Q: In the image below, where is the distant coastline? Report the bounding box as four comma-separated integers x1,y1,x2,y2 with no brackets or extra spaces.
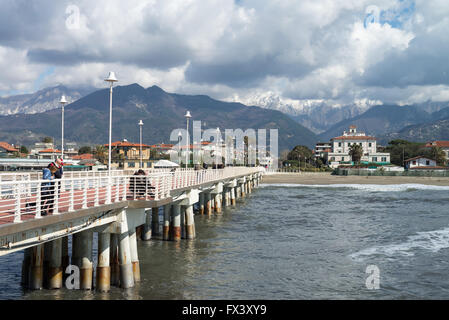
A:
262,172,449,186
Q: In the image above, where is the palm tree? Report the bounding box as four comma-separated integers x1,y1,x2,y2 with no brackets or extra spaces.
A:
431,146,447,166
94,145,107,164
349,143,363,164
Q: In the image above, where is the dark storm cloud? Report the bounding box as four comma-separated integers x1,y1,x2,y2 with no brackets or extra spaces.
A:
358,25,449,88
0,0,65,47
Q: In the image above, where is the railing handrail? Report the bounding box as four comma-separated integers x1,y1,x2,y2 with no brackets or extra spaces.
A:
0,167,264,226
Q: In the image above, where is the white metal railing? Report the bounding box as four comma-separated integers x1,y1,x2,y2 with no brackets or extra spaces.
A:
0,167,264,226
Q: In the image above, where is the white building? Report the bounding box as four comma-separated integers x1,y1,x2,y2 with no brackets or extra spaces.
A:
404,156,437,169
326,125,390,168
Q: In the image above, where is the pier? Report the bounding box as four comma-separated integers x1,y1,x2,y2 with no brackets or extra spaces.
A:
0,167,264,290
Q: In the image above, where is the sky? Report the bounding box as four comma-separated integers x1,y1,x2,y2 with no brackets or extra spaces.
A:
0,0,448,109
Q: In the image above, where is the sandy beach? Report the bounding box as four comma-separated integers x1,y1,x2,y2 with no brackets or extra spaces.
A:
261,172,449,186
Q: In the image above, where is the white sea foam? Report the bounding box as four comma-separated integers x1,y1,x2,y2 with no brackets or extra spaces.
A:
259,183,449,192
350,227,449,261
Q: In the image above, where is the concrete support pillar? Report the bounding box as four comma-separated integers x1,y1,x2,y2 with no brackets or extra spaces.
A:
21,247,32,287
142,209,152,241
163,204,171,241
214,193,222,213
241,183,246,197
205,192,212,216
43,241,52,288
152,207,160,237
48,238,63,289
62,236,69,280
221,191,226,208
79,231,93,290
129,228,140,282
172,204,181,241
181,206,186,239
96,233,111,292
71,233,81,269
199,192,205,215
29,244,44,290
231,187,236,206
185,205,196,240
118,230,135,289
110,233,120,286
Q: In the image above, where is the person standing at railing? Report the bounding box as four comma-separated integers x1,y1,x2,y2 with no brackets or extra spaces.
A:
53,158,64,199
41,163,57,216
129,169,154,200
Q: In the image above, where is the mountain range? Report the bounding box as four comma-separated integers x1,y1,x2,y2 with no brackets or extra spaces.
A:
0,84,317,151
0,85,94,115
2,84,449,150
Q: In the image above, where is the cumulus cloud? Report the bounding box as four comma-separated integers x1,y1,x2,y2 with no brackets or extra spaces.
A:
0,0,448,108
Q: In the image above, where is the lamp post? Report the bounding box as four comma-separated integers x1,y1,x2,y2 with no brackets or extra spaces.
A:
138,120,144,169
178,131,182,166
59,95,67,160
184,111,191,169
105,71,118,176
216,127,220,169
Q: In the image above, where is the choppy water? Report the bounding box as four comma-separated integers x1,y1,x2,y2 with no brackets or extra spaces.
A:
2,183,449,299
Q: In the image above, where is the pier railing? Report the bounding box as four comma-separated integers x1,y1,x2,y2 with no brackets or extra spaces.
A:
0,167,263,225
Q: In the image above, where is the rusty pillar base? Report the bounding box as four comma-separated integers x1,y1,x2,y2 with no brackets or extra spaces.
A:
200,205,204,215
47,267,63,289
132,261,141,282
29,266,43,290
80,268,93,290
119,263,134,289
29,244,44,290
186,224,195,240
110,262,120,287
231,198,236,206
173,226,181,241
96,266,111,292
163,226,170,241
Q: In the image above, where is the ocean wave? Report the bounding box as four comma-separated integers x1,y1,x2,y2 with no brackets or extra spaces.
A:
349,227,449,261
259,183,449,192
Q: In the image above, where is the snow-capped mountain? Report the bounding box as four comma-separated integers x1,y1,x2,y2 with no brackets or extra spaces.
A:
234,92,380,133
0,85,94,115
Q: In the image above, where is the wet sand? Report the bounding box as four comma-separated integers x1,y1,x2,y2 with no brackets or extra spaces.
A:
261,172,449,186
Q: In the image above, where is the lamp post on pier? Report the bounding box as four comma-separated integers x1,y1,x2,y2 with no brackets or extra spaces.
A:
184,111,192,169
104,72,118,176
59,95,67,160
138,120,144,169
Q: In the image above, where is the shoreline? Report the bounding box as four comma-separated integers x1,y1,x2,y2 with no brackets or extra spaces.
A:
261,172,449,186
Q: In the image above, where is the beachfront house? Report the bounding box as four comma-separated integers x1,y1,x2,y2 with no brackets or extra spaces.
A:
404,156,444,170
325,125,390,168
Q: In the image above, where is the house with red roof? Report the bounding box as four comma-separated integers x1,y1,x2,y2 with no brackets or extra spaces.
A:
326,126,390,168
0,142,19,157
104,139,152,169
404,156,446,170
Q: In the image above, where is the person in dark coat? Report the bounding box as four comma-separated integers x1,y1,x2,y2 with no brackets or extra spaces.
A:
41,163,57,216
